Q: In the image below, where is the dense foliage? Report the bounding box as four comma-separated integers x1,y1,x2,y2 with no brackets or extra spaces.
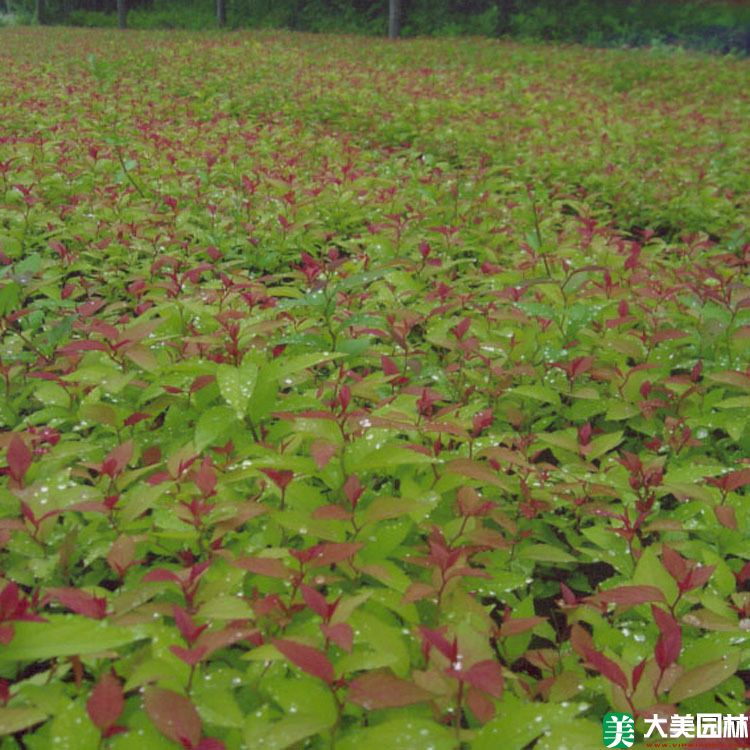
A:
0,26,749,750
3,0,750,52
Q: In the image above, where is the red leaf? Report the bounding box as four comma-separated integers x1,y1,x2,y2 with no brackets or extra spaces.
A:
652,605,681,670
466,687,495,724
498,616,545,637
170,645,208,666
347,671,433,710
714,505,737,530
101,441,133,479
196,625,260,659
193,458,217,498
87,673,124,732
300,584,330,620
123,411,151,427
338,385,351,412
578,422,593,446
0,582,44,624
144,687,202,747
463,659,504,699
143,568,180,584
310,440,337,470
260,468,293,490
418,626,455,662
195,740,226,750
20,501,36,525
583,647,628,690
632,659,647,692
589,585,666,607
723,468,750,492
58,340,108,355
106,535,135,576
661,545,688,583
75,299,107,317
307,542,363,568
7,436,32,485
652,328,688,345
472,408,493,436
560,582,578,605
617,451,642,474
273,639,335,684
451,317,471,340
456,487,493,517
173,605,207,644
147,471,172,486
708,468,750,493
312,505,352,520
380,355,400,376
320,622,353,652
343,475,363,508
736,561,750,586
189,374,215,394
681,564,714,592
46,588,107,619
402,582,436,604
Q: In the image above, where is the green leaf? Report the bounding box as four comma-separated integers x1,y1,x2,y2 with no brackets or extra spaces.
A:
349,443,434,472
337,718,454,750
0,616,147,662
605,401,639,420
197,595,254,620
537,430,579,454
33,381,71,407
534,719,602,750
473,700,583,750
716,396,750,409
519,544,577,564
266,675,338,726
511,385,560,405
338,610,411,675
194,405,238,451
270,352,344,380
0,281,22,316
192,685,244,728
46,699,99,750
668,651,741,703
217,360,258,418
586,431,624,460
108,709,176,750
0,707,48,736
658,482,716,503
632,546,678,604
244,713,333,750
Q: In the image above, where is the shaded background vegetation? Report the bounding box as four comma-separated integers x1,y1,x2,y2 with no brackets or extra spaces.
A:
1,0,749,52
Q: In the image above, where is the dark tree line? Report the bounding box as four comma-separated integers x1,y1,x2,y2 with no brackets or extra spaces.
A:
20,0,750,52
26,0,516,34
33,0,131,26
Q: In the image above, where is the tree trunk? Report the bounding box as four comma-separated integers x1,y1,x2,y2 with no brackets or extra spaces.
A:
216,0,226,27
388,0,401,39
496,0,515,36
35,0,46,24
117,0,127,28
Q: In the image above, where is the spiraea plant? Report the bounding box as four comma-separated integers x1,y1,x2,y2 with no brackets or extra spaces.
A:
0,25,748,750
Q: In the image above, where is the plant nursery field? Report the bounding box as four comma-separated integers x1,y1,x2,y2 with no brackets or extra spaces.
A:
0,26,749,750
